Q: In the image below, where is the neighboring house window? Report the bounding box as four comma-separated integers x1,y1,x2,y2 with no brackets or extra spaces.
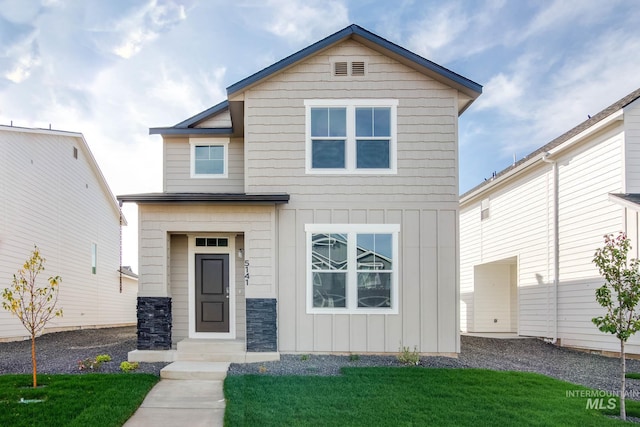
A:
91,243,97,274
190,138,229,178
481,198,490,221
305,224,399,314
305,100,398,174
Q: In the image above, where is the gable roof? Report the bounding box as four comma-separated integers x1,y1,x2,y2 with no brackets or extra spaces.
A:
226,24,482,99
150,24,482,137
461,87,640,201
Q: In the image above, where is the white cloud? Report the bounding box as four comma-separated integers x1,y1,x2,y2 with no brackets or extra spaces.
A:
92,0,187,59
405,0,508,63
0,0,43,24
408,4,469,59
256,0,349,43
4,38,41,83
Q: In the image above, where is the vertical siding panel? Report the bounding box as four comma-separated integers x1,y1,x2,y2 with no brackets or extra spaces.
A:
278,209,297,351
350,315,368,351
385,209,403,351
437,210,457,352
333,315,350,351
366,316,386,352
401,210,421,348
420,210,439,351
314,316,333,351
296,209,314,351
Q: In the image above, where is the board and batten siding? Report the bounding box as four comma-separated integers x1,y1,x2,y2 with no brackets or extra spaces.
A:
0,128,135,340
276,206,458,354
459,118,640,353
239,40,459,203
163,137,244,193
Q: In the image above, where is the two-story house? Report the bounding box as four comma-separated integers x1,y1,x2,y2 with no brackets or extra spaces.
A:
0,125,137,341
460,88,640,355
119,24,482,362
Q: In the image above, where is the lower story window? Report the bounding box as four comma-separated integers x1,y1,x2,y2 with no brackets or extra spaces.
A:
306,224,399,313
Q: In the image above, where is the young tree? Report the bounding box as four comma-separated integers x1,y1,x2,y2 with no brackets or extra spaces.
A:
1,246,62,388
592,232,640,421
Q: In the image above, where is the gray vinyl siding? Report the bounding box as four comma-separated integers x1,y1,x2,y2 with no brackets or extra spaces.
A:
163,137,244,193
0,128,135,340
241,40,459,202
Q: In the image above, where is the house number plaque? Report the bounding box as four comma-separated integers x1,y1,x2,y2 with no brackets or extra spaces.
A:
244,260,250,286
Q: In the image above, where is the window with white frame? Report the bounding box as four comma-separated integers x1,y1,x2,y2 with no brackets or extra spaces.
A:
305,100,398,174
305,224,399,313
190,138,229,178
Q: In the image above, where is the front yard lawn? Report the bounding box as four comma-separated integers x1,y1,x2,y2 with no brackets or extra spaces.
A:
225,367,639,426
0,373,158,427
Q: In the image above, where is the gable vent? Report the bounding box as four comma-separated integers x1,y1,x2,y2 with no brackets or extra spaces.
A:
351,61,365,76
334,62,348,76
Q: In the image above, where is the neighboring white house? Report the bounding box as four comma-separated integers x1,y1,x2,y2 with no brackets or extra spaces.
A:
118,24,482,361
460,88,640,355
0,125,137,341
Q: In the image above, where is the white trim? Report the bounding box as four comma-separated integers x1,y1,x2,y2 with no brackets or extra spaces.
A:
304,99,398,175
187,233,236,339
189,138,229,178
305,223,400,315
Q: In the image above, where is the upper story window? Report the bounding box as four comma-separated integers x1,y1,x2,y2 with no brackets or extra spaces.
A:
305,99,398,174
481,198,490,221
190,138,229,178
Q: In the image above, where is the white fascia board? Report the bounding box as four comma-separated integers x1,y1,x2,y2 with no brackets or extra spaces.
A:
461,109,624,207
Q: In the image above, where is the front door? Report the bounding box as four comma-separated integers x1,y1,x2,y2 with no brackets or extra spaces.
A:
195,254,230,333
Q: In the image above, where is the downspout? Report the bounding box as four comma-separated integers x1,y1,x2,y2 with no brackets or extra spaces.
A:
542,152,559,344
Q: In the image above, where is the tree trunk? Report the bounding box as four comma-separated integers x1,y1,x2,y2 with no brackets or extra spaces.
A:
31,333,37,388
621,339,626,421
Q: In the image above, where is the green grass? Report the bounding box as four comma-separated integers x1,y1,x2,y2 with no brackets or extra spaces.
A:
0,373,159,427
626,372,640,379
224,367,640,426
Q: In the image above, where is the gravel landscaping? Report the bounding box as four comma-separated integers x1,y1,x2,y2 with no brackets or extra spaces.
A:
2,326,640,402
0,326,168,375
229,336,640,401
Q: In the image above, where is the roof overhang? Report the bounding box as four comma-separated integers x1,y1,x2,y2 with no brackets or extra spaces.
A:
609,193,640,211
117,192,290,205
148,127,234,137
227,24,481,108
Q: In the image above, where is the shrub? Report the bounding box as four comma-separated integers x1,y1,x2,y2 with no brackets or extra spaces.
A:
120,361,140,372
78,354,112,371
397,345,420,365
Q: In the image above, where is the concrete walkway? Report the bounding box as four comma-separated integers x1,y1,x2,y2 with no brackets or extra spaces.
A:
124,367,227,426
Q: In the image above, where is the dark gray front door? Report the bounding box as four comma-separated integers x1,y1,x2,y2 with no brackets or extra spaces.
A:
195,254,229,333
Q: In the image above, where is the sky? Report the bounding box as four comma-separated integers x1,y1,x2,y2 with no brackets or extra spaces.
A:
2,0,640,271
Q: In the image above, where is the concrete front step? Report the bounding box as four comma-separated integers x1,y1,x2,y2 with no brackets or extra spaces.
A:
177,351,281,363
177,339,245,354
160,361,230,380
175,339,280,363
